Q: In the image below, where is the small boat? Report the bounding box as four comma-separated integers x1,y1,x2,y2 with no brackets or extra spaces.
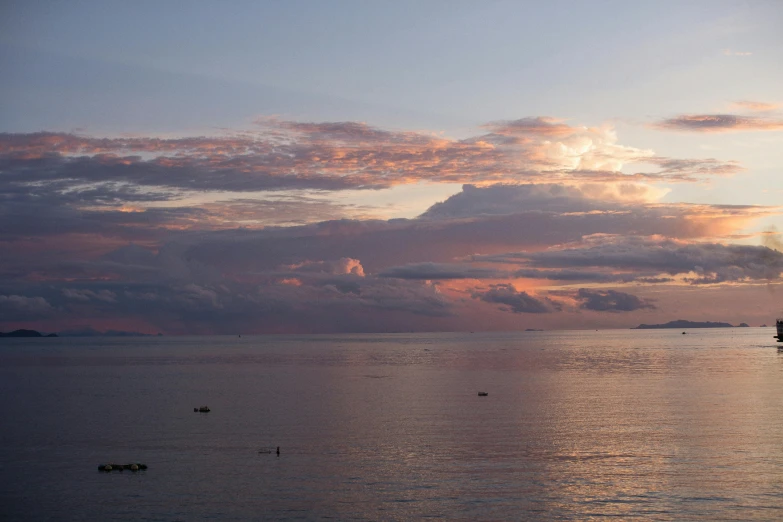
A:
477,392,488,396
776,319,783,342
194,406,210,412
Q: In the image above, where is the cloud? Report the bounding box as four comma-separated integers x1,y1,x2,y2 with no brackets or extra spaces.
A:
166,202,754,279
0,111,778,333
286,258,365,277
491,237,783,285
763,226,783,253
0,294,53,320
4,182,764,284
378,262,504,280
731,101,780,112
482,117,578,137
62,288,117,302
420,183,625,219
200,197,375,227
472,284,560,313
643,157,743,178
0,117,743,211
512,268,623,282
652,114,783,133
573,288,655,312
0,257,459,333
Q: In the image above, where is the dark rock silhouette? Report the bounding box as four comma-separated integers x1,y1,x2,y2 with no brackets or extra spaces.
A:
633,320,738,329
0,329,57,338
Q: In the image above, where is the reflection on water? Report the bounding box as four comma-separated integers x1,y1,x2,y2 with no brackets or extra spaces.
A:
1,329,782,520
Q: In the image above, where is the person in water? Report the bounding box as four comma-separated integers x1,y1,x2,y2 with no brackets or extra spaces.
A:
276,446,280,456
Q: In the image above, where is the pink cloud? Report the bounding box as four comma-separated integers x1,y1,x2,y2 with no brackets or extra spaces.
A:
0,117,743,204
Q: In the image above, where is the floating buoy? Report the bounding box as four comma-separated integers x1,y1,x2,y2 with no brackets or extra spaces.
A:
98,463,147,472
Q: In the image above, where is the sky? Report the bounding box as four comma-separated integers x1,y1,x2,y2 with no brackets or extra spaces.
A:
1,0,782,334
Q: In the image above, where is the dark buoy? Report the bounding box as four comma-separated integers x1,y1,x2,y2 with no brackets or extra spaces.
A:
682,331,687,335
99,463,147,472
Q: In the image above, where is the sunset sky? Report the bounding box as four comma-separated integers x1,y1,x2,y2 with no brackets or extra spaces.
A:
1,1,782,334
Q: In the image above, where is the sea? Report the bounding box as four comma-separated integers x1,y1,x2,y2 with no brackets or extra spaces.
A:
1,328,782,521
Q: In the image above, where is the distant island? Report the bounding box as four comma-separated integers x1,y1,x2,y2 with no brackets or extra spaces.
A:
633,320,750,329
0,327,157,338
0,329,58,338
58,327,153,337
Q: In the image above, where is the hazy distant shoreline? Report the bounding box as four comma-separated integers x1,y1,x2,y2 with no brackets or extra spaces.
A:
632,320,750,329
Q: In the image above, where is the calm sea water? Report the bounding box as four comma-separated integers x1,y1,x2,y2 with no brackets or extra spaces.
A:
1,329,782,520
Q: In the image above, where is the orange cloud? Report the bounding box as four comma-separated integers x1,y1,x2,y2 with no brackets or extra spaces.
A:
731,100,780,112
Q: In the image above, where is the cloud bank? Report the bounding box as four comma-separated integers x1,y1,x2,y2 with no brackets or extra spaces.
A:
1,117,779,333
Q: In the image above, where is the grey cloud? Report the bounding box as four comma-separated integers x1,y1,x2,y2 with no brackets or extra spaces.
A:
62,288,117,302
518,239,783,284
56,184,768,281
0,182,776,333
646,157,744,177
0,294,54,320
0,253,453,333
419,183,618,220
472,284,560,314
378,262,505,280
652,114,783,133
512,268,624,282
574,288,655,312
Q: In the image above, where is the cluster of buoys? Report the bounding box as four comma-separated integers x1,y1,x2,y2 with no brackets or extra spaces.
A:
194,406,210,412
98,463,147,472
